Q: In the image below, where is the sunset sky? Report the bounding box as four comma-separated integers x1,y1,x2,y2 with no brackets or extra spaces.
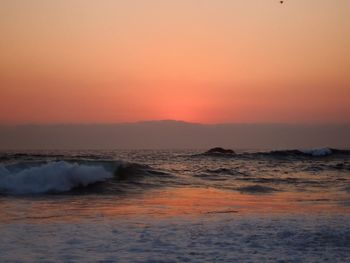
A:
0,0,349,124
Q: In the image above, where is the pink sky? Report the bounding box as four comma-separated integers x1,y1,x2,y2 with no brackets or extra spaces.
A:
1,0,349,124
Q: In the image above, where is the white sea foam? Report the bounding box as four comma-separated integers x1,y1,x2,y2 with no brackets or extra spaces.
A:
0,161,112,194
1,216,349,262
302,148,332,157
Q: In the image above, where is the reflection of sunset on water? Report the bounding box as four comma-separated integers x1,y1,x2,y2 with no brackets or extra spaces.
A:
1,187,349,224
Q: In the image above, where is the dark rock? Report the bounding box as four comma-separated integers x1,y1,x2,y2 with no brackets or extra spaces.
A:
204,147,236,156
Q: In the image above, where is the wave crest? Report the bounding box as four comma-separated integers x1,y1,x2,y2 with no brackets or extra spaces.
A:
196,147,350,158
0,161,112,195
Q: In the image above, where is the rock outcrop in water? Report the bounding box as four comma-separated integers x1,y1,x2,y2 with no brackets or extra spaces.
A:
203,147,236,156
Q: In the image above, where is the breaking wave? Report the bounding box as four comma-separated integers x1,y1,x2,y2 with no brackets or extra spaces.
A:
0,161,113,195
266,148,335,157
260,148,350,158
301,148,333,157
0,158,172,195
196,147,350,158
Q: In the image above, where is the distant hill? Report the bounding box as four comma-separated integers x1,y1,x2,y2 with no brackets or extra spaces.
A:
0,120,349,150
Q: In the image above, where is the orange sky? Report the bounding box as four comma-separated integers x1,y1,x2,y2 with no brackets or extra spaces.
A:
0,0,349,124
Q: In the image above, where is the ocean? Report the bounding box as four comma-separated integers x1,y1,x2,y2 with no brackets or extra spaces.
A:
1,148,350,262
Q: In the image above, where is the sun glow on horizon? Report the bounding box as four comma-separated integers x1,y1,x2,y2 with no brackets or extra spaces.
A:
1,0,349,124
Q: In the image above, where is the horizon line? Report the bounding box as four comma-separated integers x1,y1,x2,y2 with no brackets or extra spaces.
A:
1,119,350,127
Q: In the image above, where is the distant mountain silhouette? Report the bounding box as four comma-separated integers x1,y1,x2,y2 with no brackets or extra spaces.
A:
0,120,349,150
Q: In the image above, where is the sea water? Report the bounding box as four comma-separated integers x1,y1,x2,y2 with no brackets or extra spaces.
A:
1,149,349,262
